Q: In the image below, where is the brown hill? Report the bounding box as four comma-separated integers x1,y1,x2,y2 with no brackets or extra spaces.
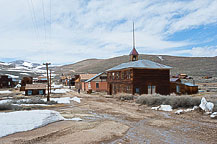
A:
54,55,217,77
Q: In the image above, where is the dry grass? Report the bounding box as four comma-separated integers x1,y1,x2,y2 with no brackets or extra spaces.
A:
115,93,135,101
0,104,22,111
136,94,201,109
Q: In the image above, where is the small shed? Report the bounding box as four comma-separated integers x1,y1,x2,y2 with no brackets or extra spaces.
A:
170,78,198,95
84,72,107,92
75,74,97,90
0,75,14,88
25,84,46,96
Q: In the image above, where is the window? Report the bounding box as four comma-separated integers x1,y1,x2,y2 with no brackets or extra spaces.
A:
176,85,180,93
116,72,120,79
136,88,140,94
126,71,131,79
121,71,125,79
96,82,99,88
28,90,32,95
39,90,44,95
148,85,156,94
112,72,115,80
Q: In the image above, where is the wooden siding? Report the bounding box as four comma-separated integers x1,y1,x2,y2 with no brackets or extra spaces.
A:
170,82,198,95
107,68,170,95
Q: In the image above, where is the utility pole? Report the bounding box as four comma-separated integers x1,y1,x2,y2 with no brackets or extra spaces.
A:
50,69,52,94
43,63,51,101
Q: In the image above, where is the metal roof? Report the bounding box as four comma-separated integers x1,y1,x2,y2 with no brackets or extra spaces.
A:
129,48,139,56
184,83,197,87
106,59,172,71
25,84,46,90
85,72,104,82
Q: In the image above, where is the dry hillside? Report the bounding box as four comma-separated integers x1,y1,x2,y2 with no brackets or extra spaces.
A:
54,55,217,77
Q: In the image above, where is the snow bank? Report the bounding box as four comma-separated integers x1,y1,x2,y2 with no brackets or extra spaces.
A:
0,90,12,94
0,110,64,137
65,117,82,121
199,97,214,112
52,84,63,89
51,89,71,94
151,105,172,112
175,109,184,115
71,97,81,103
210,112,217,119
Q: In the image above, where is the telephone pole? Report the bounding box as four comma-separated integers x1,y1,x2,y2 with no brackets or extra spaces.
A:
50,69,52,94
43,63,51,101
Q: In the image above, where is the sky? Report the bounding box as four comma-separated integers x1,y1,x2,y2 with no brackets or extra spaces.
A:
0,0,217,64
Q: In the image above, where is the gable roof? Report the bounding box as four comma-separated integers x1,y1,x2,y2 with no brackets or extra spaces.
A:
129,48,139,56
25,84,46,90
85,72,104,83
106,59,171,71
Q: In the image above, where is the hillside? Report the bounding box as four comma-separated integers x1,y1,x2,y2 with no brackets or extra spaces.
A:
55,55,217,77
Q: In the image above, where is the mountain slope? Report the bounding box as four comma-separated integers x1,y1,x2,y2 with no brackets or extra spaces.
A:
55,55,217,77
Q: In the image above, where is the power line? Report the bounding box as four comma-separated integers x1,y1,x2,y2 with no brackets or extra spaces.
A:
27,0,38,40
30,0,39,39
42,0,47,41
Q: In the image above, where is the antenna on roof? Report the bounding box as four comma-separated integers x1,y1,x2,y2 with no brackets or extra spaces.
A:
133,22,135,49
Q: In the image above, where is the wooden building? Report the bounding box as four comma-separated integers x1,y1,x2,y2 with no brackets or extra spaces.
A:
0,75,14,88
20,77,33,91
107,48,171,95
84,72,107,92
170,78,198,94
37,76,47,83
60,75,76,86
25,84,46,96
75,74,97,90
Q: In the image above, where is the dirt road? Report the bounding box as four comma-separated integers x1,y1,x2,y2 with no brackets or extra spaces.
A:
0,91,217,144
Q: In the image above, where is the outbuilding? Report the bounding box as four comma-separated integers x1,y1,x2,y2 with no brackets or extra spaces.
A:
25,84,46,96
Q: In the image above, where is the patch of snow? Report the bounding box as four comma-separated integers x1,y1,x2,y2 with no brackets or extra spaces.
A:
5,74,19,79
15,84,21,88
210,112,217,118
43,97,71,104
51,89,71,94
157,56,164,61
13,104,49,106
22,62,33,68
151,105,172,111
0,110,64,137
0,99,11,104
0,62,11,66
71,97,81,103
65,117,82,121
199,97,214,112
175,109,184,115
0,90,12,94
52,84,63,89
20,73,30,75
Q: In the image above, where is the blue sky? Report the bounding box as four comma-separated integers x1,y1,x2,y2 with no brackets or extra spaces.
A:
0,0,217,64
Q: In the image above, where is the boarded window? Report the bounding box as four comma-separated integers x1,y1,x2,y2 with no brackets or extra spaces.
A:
148,85,156,94
176,85,180,93
148,85,152,94
96,82,99,88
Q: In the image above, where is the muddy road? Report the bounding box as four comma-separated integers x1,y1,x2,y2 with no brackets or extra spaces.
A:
0,91,217,144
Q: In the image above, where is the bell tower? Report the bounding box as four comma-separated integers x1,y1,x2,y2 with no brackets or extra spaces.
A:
129,22,139,61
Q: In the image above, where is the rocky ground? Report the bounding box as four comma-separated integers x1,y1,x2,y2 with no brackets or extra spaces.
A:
0,90,217,144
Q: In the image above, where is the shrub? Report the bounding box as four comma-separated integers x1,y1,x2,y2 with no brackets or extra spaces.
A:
115,93,135,101
136,94,201,109
0,103,22,111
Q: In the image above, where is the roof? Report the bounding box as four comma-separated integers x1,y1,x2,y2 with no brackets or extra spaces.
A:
106,59,172,71
38,76,47,81
129,48,139,56
85,72,104,82
184,83,197,87
25,84,46,90
80,74,97,80
170,78,180,82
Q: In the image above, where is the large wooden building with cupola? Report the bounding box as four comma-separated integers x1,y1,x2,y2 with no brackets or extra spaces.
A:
106,48,171,95
106,24,171,95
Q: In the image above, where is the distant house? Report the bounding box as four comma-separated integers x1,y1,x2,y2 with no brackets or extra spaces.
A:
60,75,76,86
0,75,14,88
37,76,47,83
84,72,107,92
20,77,33,91
107,48,171,95
170,78,198,94
75,74,97,90
25,84,46,96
